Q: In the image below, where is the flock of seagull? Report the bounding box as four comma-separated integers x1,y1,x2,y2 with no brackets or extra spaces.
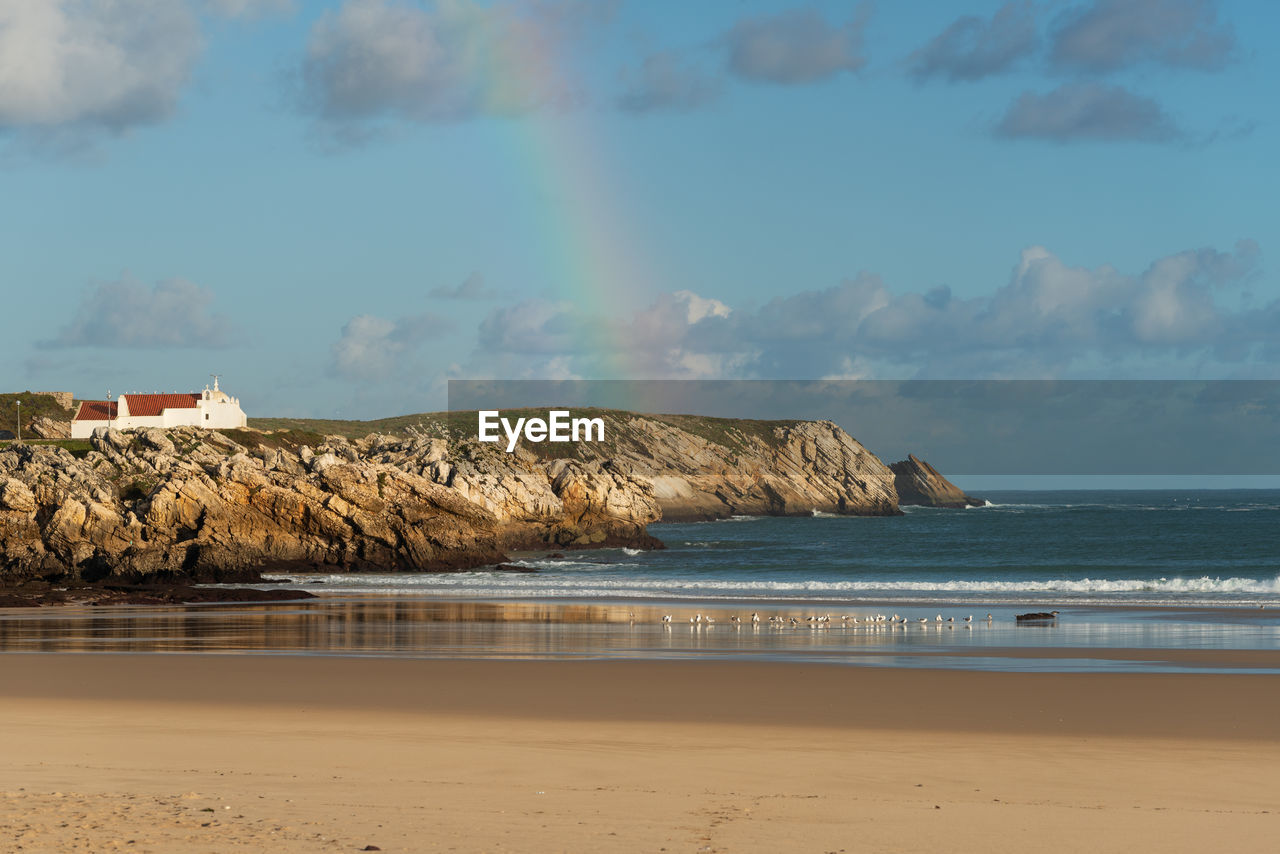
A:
656,612,996,629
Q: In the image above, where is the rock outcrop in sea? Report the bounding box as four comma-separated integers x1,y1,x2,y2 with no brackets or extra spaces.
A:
889,454,985,508
0,414,902,582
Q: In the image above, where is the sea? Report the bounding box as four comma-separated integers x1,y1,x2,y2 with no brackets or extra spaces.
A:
3,491,1279,672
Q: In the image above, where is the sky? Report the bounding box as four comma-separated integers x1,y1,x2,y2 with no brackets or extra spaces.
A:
1,0,1277,425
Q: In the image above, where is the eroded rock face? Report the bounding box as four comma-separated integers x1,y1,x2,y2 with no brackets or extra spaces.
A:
1,415,909,581
890,454,985,508
0,430,511,582
28,416,71,439
555,417,900,520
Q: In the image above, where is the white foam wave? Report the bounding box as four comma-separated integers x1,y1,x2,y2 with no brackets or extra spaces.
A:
260,572,1280,601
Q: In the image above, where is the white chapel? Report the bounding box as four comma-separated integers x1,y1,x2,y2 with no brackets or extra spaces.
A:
71,377,248,438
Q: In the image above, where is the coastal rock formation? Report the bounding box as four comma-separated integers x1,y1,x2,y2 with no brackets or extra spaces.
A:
27,416,71,440
582,417,900,520
1,414,906,582
890,454,985,508
0,425,664,582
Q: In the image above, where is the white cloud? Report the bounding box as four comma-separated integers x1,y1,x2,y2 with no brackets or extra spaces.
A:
41,276,235,349
471,242,1269,380
726,5,872,85
205,0,296,18
300,0,603,130
331,312,454,380
908,1,1040,82
1050,0,1235,73
429,272,498,299
0,0,201,135
617,50,720,113
996,83,1180,142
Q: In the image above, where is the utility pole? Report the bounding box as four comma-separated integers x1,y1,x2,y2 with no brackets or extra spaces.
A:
15,399,20,443
107,390,112,431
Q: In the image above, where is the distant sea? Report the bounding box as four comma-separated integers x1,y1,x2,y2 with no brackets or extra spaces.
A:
271,491,1280,608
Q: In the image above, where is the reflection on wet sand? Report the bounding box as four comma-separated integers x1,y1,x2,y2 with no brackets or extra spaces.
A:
1,597,1278,672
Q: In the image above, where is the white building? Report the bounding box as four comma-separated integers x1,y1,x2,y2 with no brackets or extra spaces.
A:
71,377,248,438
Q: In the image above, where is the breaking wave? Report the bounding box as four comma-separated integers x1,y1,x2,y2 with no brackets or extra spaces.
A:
258,571,1280,606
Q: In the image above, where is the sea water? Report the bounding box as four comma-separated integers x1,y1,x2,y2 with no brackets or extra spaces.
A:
4,491,1279,671
263,490,1280,608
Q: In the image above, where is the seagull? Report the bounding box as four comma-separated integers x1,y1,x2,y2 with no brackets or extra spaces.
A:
946,616,954,623
661,615,672,623
985,613,994,622
917,617,929,624
704,615,715,624
963,615,973,623
751,612,760,624
729,615,741,624
935,614,943,622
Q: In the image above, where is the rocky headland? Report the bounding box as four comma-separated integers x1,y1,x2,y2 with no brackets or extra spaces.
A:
890,454,986,508
0,412,972,592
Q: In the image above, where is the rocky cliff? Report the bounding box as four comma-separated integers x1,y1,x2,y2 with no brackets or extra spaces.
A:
554,415,899,520
890,454,985,508
1,413,900,582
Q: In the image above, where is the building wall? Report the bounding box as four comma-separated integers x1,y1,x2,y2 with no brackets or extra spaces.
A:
71,393,247,437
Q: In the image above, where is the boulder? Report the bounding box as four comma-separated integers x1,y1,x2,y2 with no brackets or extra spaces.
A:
28,416,71,439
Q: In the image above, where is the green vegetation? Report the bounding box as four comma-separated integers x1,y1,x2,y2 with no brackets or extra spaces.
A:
0,391,74,438
221,428,327,452
250,408,804,457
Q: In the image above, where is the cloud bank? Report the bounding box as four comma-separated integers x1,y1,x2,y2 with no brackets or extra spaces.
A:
464,241,1268,380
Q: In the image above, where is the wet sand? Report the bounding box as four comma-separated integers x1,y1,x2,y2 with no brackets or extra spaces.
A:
2,654,1278,852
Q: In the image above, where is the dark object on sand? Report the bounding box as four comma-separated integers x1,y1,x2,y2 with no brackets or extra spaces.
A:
361,847,382,852
1015,610,1060,623
545,552,566,559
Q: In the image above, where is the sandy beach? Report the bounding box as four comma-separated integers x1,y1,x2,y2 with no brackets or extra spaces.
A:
2,654,1278,853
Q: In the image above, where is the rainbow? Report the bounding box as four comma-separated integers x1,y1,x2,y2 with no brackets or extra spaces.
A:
472,5,665,379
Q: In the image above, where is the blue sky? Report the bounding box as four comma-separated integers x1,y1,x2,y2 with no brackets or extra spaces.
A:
1,0,1276,420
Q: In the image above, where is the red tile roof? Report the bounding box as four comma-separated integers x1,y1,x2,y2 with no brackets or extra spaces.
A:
74,401,119,422
123,393,201,417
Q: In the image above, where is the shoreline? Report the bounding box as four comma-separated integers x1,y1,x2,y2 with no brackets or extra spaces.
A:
2,594,1276,674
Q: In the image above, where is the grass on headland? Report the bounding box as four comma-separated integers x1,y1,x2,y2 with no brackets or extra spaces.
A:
250,408,804,458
